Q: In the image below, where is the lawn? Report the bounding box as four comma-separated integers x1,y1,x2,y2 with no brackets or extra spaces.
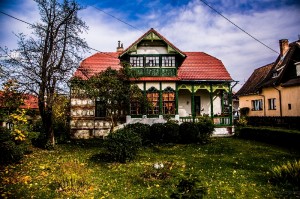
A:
1,137,299,198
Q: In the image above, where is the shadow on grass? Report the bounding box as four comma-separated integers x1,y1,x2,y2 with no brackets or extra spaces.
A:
66,138,105,149
89,152,115,164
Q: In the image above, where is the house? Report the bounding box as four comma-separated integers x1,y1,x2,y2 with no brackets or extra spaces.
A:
236,39,300,126
0,92,39,128
70,28,235,139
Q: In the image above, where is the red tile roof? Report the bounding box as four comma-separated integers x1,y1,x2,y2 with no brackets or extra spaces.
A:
73,52,121,80
73,51,232,81
21,94,39,109
178,52,232,81
73,29,232,82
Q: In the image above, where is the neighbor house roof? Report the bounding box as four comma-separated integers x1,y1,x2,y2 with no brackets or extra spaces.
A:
236,40,300,96
0,92,38,109
236,63,274,96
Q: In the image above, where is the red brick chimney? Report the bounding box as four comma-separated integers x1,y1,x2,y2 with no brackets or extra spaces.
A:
279,39,289,57
116,41,123,52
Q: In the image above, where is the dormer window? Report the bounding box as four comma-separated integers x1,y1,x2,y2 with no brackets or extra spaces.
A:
272,71,278,78
295,62,300,77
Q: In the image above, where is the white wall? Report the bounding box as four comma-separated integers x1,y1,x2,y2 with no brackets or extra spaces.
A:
136,46,168,54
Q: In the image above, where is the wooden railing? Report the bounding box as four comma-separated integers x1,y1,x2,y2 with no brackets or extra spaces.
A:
179,116,232,126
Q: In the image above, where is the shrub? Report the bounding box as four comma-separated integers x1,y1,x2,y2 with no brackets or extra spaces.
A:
179,122,200,144
124,123,151,145
270,160,300,188
104,128,142,163
236,117,248,127
164,121,180,143
170,175,207,199
0,127,24,165
196,117,214,143
150,123,165,144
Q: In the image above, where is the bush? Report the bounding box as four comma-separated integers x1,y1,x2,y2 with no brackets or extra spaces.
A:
150,123,165,144
196,117,214,143
124,123,151,145
179,122,200,144
0,127,24,165
270,160,300,188
164,121,180,143
104,128,142,163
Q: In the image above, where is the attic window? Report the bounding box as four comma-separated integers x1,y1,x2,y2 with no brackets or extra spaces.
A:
272,71,278,78
295,62,300,76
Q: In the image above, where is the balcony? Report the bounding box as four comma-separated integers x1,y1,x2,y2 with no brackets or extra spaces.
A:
132,67,177,77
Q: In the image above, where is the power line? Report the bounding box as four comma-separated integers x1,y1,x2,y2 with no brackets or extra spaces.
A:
90,5,144,33
198,0,280,54
0,10,34,27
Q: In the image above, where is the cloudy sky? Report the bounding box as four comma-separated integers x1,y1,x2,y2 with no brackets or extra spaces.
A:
0,0,300,91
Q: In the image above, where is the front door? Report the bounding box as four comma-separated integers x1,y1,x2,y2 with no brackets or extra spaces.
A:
194,96,201,116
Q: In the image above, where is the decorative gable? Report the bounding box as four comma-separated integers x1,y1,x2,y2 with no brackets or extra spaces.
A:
119,28,186,57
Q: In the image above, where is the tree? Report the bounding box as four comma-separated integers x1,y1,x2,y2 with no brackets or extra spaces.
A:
72,64,148,132
3,0,88,147
0,79,24,118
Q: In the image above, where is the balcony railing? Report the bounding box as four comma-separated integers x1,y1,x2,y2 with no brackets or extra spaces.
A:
132,67,176,77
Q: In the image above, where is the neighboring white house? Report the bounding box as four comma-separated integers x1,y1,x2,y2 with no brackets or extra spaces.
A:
70,28,235,139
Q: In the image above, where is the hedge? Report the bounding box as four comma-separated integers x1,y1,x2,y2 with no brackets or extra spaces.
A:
235,127,300,149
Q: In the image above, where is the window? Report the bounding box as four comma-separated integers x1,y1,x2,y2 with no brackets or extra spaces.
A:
130,90,143,115
95,98,106,117
163,87,175,114
130,56,143,67
268,98,276,110
251,99,263,111
145,56,159,67
288,103,292,110
147,87,159,115
130,101,141,115
296,63,300,76
162,56,176,67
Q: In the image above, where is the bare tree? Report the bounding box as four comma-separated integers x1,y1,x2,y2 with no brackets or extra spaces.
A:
5,0,88,147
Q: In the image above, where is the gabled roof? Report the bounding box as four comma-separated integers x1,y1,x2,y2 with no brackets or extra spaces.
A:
237,40,300,96
259,41,300,88
236,63,274,96
119,28,186,58
72,29,232,82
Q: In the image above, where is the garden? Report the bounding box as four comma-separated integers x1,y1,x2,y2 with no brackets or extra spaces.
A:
1,120,300,198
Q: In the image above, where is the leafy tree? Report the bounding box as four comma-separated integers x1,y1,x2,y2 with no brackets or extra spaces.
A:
2,0,88,147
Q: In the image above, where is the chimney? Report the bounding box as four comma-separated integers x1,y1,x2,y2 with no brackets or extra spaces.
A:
116,41,124,52
279,39,289,57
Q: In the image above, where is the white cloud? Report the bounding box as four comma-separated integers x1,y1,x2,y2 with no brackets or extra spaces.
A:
1,0,299,92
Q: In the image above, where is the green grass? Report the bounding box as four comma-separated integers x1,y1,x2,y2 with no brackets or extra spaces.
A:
1,138,300,198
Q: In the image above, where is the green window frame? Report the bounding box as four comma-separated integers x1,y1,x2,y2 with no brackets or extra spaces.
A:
162,87,175,114
147,87,159,115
